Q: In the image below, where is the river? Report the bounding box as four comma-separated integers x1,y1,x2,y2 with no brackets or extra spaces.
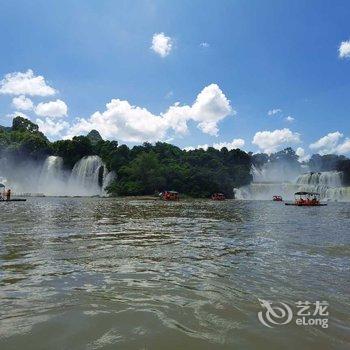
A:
0,198,349,349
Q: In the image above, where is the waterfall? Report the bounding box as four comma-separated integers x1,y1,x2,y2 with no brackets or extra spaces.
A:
296,171,342,188
326,187,350,201
235,182,299,200
67,155,104,196
38,156,66,195
0,154,115,197
235,169,350,201
295,171,347,201
40,155,115,196
102,170,116,196
294,171,341,198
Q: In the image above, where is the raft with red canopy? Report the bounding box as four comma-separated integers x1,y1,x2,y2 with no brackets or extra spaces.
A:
285,192,327,206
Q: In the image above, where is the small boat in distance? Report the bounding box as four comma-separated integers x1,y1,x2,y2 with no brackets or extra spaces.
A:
285,192,327,206
273,195,283,201
211,193,226,201
161,190,179,201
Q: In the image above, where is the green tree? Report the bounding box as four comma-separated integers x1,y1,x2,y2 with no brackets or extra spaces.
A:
114,152,166,195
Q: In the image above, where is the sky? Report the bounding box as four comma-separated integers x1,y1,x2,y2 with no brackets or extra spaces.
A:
0,0,350,159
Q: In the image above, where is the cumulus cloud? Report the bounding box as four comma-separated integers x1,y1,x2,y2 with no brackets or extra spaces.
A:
185,138,245,152
267,108,282,116
184,144,209,151
6,111,30,120
65,84,232,142
309,131,343,154
285,116,294,122
0,69,56,96
36,118,69,138
213,139,245,150
151,33,173,57
339,40,350,59
310,131,350,154
296,147,310,162
200,42,210,48
337,139,350,154
67,99,169,142
12,95,33,111
252,128,301,153
34,99,68,118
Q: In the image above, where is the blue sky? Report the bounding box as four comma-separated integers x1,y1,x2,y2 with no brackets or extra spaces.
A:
0,0,349,158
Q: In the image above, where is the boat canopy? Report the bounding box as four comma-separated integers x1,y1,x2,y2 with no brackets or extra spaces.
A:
0,183,5,188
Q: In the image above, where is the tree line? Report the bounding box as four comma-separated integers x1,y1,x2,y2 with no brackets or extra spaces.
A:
1,117,350,197
0,117,252,197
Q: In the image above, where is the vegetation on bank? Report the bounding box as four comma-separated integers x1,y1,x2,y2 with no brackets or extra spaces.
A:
1,117,350,197
0,117,252,198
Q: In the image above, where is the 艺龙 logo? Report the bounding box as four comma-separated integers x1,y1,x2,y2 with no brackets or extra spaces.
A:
258,299,293,328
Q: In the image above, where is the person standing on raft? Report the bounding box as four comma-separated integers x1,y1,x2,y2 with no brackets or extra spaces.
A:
6,189,11,201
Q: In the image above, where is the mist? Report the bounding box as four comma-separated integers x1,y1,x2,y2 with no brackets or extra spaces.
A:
235,154,350,201
0,155,115,197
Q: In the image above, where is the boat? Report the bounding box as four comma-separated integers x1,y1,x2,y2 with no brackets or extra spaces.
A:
273,195,283,201
285,192,327,206
161,190,179,201
211,193,226,200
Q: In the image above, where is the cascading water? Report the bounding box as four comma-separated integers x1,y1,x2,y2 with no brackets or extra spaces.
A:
235,168,350,201
66,155,116,196
295,171,343,198
38,156,67,196
235,162,300,200
0,154,115,197
68,156,104,193
102,170,116,196
296,171,342,187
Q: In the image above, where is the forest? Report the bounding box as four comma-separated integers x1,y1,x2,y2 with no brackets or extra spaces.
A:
1,116,350,197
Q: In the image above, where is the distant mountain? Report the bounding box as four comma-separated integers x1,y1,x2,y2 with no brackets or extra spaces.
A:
87,129,103,144
0,125,11,132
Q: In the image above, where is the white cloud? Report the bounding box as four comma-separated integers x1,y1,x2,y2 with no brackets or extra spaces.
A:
184,139,245,152
6,111,30,119
309,131,350,155
213,138,245,150
0,69,56,96
309,131,343,154
252,128,301,154
339,40,350,59
66,99,169,142
171,83,233,136
267,108,282,116
296,147,310,162
36,118,69,138
337,139,350,154
184,144,209,151
66,84,232,141
200,42,210,48
34,99,68,118
12,95,33,111
151,33,173,57
285,116,294,122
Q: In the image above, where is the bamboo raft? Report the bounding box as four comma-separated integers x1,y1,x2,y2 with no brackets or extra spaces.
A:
0,198,27,202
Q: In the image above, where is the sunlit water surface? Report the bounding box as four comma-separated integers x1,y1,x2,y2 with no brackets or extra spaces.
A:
0,198,349,349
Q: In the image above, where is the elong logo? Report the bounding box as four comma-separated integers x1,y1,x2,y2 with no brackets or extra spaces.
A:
258,299,293,328
257,299,329,329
